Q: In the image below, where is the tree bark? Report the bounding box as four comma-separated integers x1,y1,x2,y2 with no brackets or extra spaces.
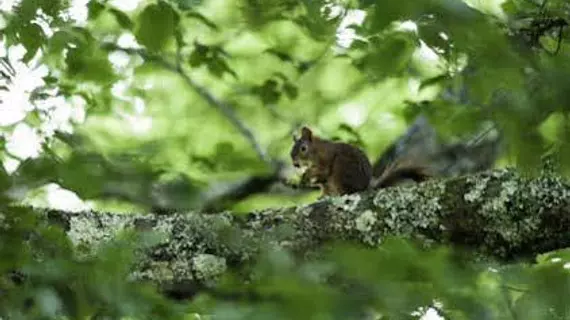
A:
34,168,570,298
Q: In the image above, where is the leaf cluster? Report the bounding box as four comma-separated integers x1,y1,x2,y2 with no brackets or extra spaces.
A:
0,181,184,319
188,238,570,320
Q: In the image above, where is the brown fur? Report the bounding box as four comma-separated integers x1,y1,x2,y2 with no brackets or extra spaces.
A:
371,157,432,189
291,127,372,196
291,126,432,197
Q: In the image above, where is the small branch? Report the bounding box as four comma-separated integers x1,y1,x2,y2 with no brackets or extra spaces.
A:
200,165,284,212
101,42,271,165
174,29,183,72
199,161,319,212
501,284,528,293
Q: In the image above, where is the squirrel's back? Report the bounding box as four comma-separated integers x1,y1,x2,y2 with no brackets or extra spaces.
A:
328,142,373,193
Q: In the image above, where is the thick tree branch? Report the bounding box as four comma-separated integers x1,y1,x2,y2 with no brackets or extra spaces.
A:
101,42,271,165
25,168,570,298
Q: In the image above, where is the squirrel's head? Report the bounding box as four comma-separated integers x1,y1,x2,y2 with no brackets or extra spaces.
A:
290,126,315,168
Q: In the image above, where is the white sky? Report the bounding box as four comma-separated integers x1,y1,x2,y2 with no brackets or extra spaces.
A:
0,0,143,209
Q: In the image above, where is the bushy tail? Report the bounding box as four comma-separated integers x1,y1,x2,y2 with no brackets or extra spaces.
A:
371,115,502,187
371,157,433,189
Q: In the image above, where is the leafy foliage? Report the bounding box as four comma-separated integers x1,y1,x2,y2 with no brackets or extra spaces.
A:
1,0,570,318
185,238,570,320
0,181,185,318
135,1,181,52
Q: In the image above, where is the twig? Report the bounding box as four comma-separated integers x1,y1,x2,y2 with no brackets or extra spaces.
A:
501,284,528,293
174,30,183,71
101,42,271,165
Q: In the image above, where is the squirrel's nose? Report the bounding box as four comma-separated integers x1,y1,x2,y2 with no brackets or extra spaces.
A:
293,161,300,168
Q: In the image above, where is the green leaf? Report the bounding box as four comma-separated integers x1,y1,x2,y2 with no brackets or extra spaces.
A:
61,28,117,84
24,109,44,127
171,0,204,10
188,42,237,77
538,111,565,144
108,8,134,30
536,248,570,265
134,1,180,52
186,11,218,30
188,43,205,67
207,57,237,78
239,0,299,28
20,23,45,63
364,0,421,33
0,158,10,195
501,1,518,16
10,0,70,32
38,0,71,21
65,43,116,84
12,156,61,190
295,0,339,41
283,82,298,99
46,30,74,58
87,0,105,20
256,79,281,105
354,31,419,78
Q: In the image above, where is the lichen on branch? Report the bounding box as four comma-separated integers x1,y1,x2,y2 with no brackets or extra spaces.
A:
31,167,570,297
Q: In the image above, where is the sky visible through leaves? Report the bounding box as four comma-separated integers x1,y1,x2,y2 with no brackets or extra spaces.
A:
0,0,447,213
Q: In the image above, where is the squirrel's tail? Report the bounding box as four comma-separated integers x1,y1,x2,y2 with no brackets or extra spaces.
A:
371,158,433,189
372,115,502,181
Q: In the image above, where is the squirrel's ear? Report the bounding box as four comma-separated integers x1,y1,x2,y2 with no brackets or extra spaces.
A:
301,127,313,141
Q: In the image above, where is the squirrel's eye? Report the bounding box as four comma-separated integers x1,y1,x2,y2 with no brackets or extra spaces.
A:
299,144,307,153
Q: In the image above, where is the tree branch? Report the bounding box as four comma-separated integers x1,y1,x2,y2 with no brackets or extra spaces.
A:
25,167,570,299
101,42,271,165
199,161,287,212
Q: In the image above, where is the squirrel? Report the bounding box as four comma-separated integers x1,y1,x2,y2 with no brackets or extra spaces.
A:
290,126,432,197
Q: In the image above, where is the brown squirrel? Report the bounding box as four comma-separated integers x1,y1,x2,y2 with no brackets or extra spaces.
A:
290,126,431,197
